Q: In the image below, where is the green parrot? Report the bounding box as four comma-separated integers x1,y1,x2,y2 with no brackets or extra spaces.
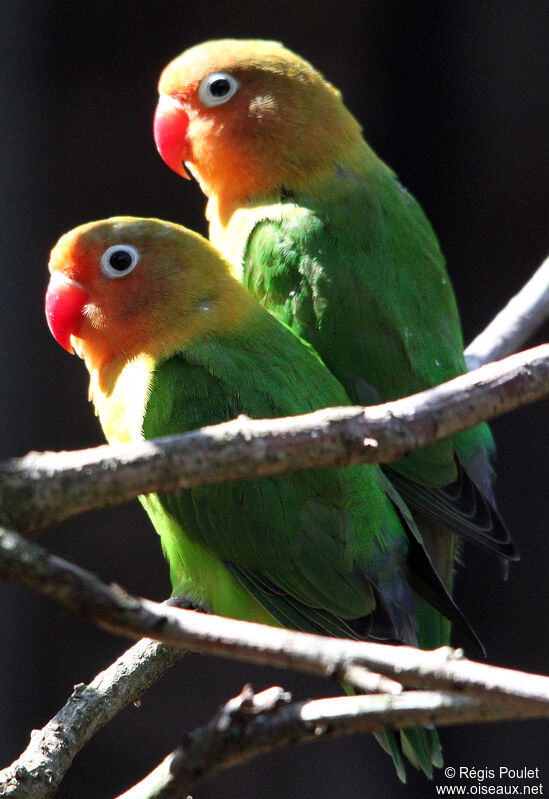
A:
45,216,478,780
153,39,518,588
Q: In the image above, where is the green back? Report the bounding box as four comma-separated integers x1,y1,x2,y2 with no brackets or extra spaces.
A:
242,164,490,486
236,162,516,563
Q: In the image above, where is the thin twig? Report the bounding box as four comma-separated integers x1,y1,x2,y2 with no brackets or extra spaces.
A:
1,344,547,534
466,256,549,369
0,639,182,799
0,596,199,799
114,685,549,799
1,526,549,713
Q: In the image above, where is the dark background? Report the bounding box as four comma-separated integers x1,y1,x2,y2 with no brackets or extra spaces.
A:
1,2,548,797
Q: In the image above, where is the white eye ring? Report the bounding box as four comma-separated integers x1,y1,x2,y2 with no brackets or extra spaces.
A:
100,244,140,279
198,72,240,107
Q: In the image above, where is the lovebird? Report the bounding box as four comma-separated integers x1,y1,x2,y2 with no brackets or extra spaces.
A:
45,216,477,780
153,39,518,588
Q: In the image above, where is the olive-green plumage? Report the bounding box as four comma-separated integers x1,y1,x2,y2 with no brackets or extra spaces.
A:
155,38,518,584
47,216,475,780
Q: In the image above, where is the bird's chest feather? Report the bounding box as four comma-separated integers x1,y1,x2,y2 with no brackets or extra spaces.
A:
90,355,155,445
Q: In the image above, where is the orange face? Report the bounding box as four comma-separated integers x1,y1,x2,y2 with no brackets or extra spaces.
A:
155,48,281,199
45,218,185,365
154,39,355,209
45,216,253,381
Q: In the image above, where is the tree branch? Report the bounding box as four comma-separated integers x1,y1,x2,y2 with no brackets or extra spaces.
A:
0,595,203,799
1,344,547,535
113,685,547,799
0,636,183,799
2,526,549,714
3,525,549,798
465,255,549,369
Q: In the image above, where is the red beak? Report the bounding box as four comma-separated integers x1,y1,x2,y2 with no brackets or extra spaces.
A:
154,95,192,179
45,272,89,353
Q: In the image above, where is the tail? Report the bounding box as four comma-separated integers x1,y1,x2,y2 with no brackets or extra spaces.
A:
345,674,443,781
365,499,453,781
374,726,442,782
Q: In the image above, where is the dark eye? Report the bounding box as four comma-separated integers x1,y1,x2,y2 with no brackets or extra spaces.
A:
100,244,140,279
198,72,240,107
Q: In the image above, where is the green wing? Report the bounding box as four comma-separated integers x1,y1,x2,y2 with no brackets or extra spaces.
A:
142,325,403,637
240,169,517,562
141,311,469,644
